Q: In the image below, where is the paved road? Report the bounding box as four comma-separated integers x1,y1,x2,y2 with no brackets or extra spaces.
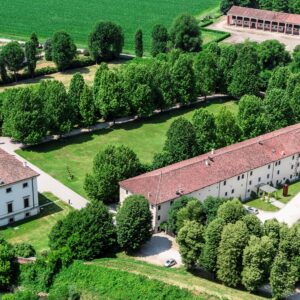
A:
0,137,88,210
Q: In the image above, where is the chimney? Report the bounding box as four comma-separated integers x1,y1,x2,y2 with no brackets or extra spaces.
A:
23,161,27,167
211,149,215,155
205,159,210,166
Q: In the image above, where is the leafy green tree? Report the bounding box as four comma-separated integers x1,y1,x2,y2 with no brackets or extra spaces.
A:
51,31,77,71
194,50,219,97
166,196,193,234
2,87,47,144
242,214,263,237
13,243,36,258
202,197,228,223
258,40,290,70
68,73,85,123
135,29,143,57
0,52,8,83
44,38,52,61
228,43,260,97
39,80,74,134
93,62,109,99
267,66,291,91
242,235,276,292
289,0,300,13
163,117,198,163
0,239,14,290
220,0,235,14
1,41,25,81
215,107,241,147
259,0,273,9
116,195,152,252
286,72,300,99
30,32,39,48
199,217,225,273
79,84,97,127
263,88,292,132
270,252,298,299
237,95,266,139
84,145,141,204
88,21,124,62
176,200,206,231
192,109,217,154
291,45,300,72
217,221,249,287
151,24,169,56
132,84,154,117
264,218,281,245
272,0,288,11
171,54,196,104
177,221,205,269
290,84,300,123
217,199,247,224
169,14,201,52
25,40,37,77
49,201,116,260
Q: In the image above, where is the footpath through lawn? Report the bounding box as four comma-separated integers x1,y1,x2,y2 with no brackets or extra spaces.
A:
17,99,238,198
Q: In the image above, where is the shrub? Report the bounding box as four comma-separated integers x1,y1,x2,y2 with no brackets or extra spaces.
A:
13,243,36,258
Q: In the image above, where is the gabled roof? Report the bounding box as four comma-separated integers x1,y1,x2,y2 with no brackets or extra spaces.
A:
228,6,300,25
0,149,39,186
120,124,300,205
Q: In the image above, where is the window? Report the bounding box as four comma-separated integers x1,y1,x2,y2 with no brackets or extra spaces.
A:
268,164,271,169
223,180,227,186
275,162,278,166
290,175,293,179
157,215,160,221
278,161,281,165
247,189,250,192
250,171,253,176
170,201,173,206
237,175,240,180
6,188,11,193
258,177,261,182
242,174,245,179
231,189,234,194
23,182,28,188
158,205,161,210
291,165,294,169
225,192,228,196
151,205,154,209
293,155,295,160
24,197,29,208
277,170,280,175
9,217,14,224
25,212,30,218
267,174,270,179
126,190,128,195
249,180,252,185
7,203,13,214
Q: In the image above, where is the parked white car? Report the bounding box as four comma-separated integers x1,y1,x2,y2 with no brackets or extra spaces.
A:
246,206,259,215
164,258,177,267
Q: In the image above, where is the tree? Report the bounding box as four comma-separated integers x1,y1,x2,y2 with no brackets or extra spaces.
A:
171,54,196,104
163,117,198,163
135,29,143,58
49,201,116,260
289,0,300,13
290,45,300,72
270,252,298,299
290,84,300,123
25,40,37,77
84,145,141,204
217,221,249,287
0,52,8,83
176,199,206,231
79,84,97,127
51,31,77,71
44,38,52,61
116,195,152,252
259,0,273,10
169,14,202,52
39,80,74,134
1,42,24,81
215,108,241,148
217,199,247,224
177,221,205,269
30,32,39,48
0,239,14,290
68,73,85,123
192,109,217,154
242,214,263,237
242,235,276,292
267,66,291,91
237,95,266,139
2,87,47,144
132,84,154,117
272,0,288,11
286,72,300,99
264,218,281,245
166,196,193,234
263,88,292,132
13,243,36,258
220,0,235,14
199,217,225,273
151,24,169,56
202,196,228,223
88,21,124,62
228,43,260,97
93,63,109,99
258,40,290,71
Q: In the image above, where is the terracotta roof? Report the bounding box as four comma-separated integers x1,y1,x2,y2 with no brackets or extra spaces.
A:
228,6,300,25
120,124,300,205
0,149,39,186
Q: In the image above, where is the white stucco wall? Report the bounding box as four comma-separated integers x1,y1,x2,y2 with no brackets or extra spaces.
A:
0,177,39,226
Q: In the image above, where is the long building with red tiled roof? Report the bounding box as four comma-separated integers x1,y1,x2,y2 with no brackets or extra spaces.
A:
0,149,40,226
227,6,300,35
120,124,300,230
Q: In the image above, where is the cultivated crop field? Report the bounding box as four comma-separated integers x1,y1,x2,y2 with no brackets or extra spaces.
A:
0,0,220,53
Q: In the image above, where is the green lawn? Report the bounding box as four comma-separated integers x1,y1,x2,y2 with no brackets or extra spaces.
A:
17,99,238,198
276,180,300,204
246,198,279,212
0,193,73,253
0,0,220,53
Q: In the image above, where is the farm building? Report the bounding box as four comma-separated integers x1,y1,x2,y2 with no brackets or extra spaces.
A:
120,124,300,231
0,149,40,226
227,5,300,35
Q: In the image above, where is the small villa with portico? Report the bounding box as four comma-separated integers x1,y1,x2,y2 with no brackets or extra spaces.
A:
227,6,300,35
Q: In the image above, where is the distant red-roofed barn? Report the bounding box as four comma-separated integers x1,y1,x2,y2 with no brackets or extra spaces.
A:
120,124,300,231
227,6,300,35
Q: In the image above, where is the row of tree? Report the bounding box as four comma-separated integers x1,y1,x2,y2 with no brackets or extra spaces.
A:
171,197,299,299
220,0,300,14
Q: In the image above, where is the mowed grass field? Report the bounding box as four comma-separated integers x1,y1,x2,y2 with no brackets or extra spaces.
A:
0,0,220,53
17,99,238,198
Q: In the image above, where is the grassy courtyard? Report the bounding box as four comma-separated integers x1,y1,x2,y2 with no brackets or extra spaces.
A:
0,0,220,53
0,193,73,253
246,198,279,212
17,99,238,198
